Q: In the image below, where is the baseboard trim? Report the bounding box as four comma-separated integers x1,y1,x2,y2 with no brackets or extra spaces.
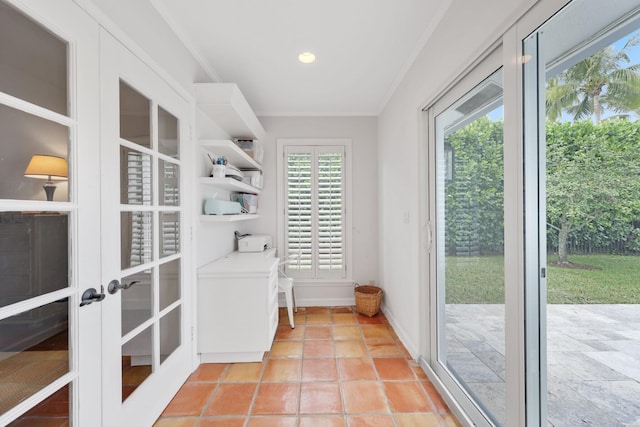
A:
381,303,419,359
279,297,356,307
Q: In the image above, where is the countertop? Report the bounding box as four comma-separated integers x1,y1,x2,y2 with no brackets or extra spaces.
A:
198,248,278,277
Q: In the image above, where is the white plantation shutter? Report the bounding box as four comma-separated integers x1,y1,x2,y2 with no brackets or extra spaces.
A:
285,145,346,278
286,152,313,271
317,150,343,271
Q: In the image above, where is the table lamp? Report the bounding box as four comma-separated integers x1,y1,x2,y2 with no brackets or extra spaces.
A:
24,155,68,201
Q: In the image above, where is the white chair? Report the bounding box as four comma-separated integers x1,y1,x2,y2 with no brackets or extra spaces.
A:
278,256,297,328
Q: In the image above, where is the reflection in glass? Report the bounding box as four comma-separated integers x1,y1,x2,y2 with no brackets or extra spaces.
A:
437,70,505,424
0,105,70,202
121,325,153,402
159,159,180,206
121,269,152,337
119,81,151,148
159,259,180,311
0,302,69,416
0,2,68,115
8,383,70,426
160,307,180,364
0,212,69,308
159,212,180,258
121,211,153,269
120,146,152,205
158,107,179,159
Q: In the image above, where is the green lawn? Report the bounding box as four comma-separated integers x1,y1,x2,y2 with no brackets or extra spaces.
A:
445,254,640,304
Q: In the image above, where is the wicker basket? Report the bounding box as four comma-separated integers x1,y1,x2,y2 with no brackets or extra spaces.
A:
354,284,383,317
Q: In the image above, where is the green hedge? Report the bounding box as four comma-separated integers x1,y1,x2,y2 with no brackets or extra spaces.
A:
444,118,640,256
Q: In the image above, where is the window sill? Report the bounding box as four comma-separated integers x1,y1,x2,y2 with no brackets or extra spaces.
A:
289,278,354,287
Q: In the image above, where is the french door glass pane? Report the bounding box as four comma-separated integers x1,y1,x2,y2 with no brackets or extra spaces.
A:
158,107,179,159
119,82,151,148
159,259,180,311
436,69,505,425
120,147,153,206
0,105,70,202
7,383,70,426
0,212,68,308
0,301,69,416
121,325,153,402
159,212,180,258
159,307,180,364
121,269,152,336
0,2,68,115
121,211,153,269
159,159,180,206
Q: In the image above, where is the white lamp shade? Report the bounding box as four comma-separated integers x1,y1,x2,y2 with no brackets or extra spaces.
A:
24,155,68,180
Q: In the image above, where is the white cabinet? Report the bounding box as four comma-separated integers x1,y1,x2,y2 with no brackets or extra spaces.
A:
195,84,265,223
197,250,279,363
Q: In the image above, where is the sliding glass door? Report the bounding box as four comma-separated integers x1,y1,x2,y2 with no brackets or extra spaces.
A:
524,1,640,425
428,58,506,425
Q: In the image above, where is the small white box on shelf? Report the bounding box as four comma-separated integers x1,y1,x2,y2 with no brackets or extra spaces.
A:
242,170,263,189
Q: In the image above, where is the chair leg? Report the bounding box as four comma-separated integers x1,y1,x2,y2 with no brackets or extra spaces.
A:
292,286,297,313
285,287,295,329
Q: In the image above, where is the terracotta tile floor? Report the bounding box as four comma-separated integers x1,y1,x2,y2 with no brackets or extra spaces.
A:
155,307,461,427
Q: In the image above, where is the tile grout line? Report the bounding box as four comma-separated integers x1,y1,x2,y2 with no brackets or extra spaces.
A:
155,306,460,426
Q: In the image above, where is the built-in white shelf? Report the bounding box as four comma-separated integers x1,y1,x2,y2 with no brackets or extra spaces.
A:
200,214,261,222
199,177,261,194
194,83,265,141
200,140,261,170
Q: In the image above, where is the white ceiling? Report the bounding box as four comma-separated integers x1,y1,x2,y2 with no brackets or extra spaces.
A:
151,0,451,116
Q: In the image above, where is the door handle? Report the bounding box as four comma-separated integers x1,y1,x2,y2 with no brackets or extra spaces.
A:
107,279,139,294
80,287,106,307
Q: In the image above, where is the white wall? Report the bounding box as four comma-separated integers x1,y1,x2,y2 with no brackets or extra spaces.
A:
195,109,255,267
377,0,538,357
253,116,379,305
81,0,211,88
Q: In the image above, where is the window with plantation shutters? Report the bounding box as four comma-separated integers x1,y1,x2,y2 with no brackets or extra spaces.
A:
284,145,347,279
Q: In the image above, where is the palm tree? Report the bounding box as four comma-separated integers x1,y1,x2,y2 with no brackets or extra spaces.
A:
546,34,640,123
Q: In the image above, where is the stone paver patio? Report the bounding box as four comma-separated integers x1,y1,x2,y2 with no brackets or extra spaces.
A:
445,304,640,426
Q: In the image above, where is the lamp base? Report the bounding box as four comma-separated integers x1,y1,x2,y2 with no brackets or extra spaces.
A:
43,182,57,201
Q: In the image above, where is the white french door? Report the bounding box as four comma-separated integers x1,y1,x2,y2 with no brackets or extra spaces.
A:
0,0,102,426
99,31,193,426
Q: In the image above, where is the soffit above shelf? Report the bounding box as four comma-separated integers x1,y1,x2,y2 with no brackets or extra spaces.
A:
194,83,265,141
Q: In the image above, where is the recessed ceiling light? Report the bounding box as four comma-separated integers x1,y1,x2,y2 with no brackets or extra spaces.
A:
298,52,316,64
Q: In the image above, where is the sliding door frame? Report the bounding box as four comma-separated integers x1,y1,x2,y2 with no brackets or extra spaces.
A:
418,1,573,426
